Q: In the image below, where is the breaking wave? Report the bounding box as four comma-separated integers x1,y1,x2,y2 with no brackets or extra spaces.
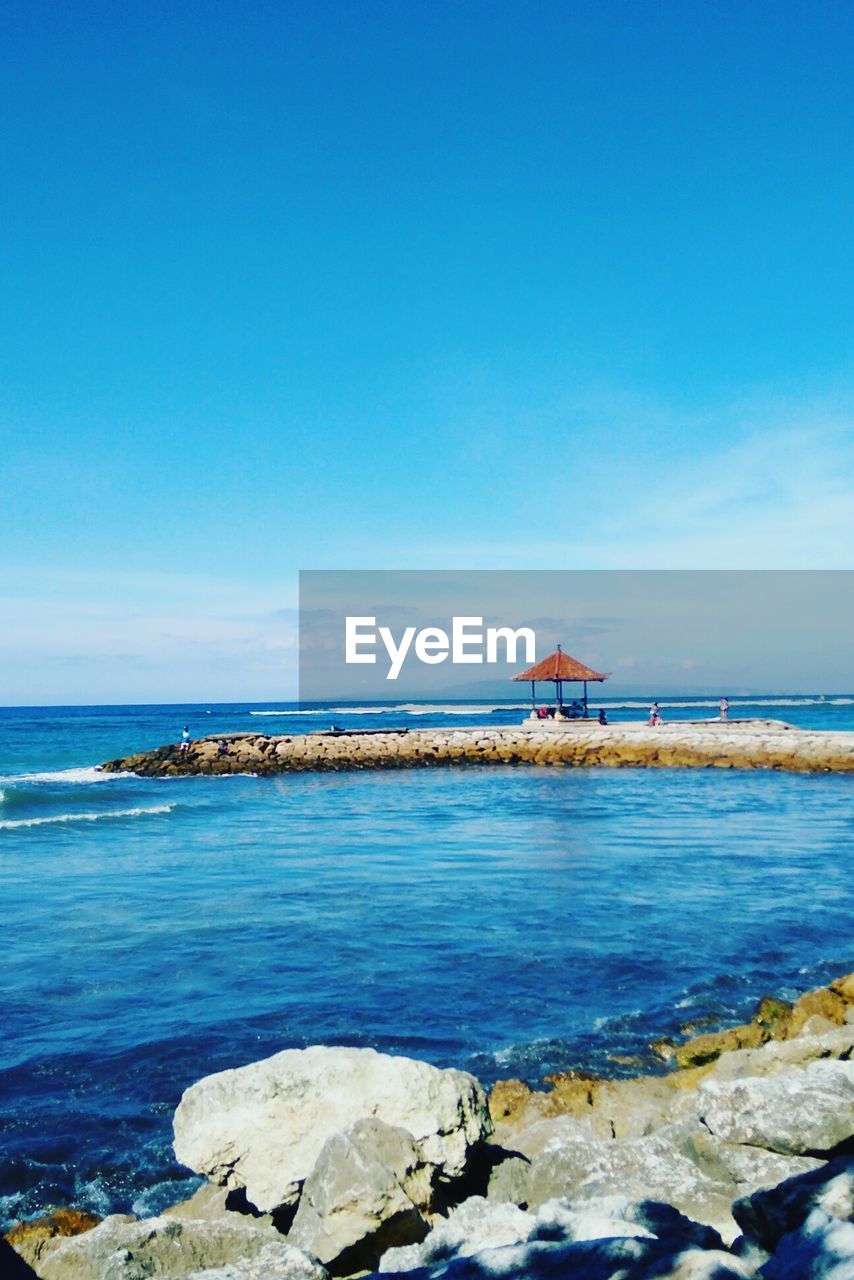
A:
251,704,529,716
0,804,174,831
249,709,331,716
0,766,132,785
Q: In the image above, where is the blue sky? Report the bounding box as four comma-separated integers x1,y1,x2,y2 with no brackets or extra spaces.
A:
1,0,852,702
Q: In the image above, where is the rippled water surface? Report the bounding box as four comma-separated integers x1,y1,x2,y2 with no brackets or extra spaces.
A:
1,699,852,1227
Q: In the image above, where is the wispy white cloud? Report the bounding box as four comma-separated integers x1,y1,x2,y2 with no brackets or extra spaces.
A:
0,569,300,703
2,390,852,701
394,396,854,570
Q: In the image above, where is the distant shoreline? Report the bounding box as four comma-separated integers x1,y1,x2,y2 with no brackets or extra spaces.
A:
102,720,854,777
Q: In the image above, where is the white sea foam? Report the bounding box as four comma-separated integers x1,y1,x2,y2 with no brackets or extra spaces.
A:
327,703,528,715
491,1046,515,1066
0,766,134,785
0,804,174,830
384,703,527,715
249,709,325,716
250,696,850,717
250,703,528,717
250,706,407,716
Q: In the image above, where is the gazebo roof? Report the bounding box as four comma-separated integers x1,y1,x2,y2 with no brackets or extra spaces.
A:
512,647,609,683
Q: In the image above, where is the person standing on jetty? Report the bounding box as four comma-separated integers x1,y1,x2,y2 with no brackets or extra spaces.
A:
180,724,190,753
719,697,729,721
648,701,662,726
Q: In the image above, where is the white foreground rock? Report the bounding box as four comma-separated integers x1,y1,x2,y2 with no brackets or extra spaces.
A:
179,1246,330,1280
486,1108,830,1242
379,1192,729,1274
288,1118,435,1270
532,1194,724,1250
732,1157,854,1279
380,1197,536,1271
698,1059,854,1155
31,1214,326,1280
173,1046,490,1212
759,1211,854,1279
732,1156,854,1252
379,1234,756,1280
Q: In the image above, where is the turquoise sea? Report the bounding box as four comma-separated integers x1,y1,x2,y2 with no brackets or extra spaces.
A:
1,696,853,1229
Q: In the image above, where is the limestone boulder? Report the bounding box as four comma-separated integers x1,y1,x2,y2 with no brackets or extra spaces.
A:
379,1235,755,1280
488,1080,533,1126
564,1130,738,1243
784,986,850,1039
732,1156,854,1253
486,1152,533,1206
752,995,794,1035
162,1181,274,1228
666,1122,823,1194
830,973,854,1004
379,1197,535,1272
674,1023,767,1070
530,1195,723,1250
758,1211,854,1279
701,1025,854,1081
173,1046,490,1212
492,1068,694,1143
27,1214,326,1280
287,1118,434,1273
179,1244,332,1280
697,1059,854,1156
640,1248,757,1278
495,1113,603,1164
5,1208,102,1270
539,1071,681,1140
523,1122,809,1243
583,1077,683,1140
492,1113,738,1241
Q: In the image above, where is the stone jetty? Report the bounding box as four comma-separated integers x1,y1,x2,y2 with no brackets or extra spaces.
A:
102,721,854,777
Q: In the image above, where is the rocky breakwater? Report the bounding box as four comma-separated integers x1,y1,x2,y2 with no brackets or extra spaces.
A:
102,722,854,777
7,974,853,1280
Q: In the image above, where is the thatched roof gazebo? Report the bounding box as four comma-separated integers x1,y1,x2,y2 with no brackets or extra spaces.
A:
512,644,609,718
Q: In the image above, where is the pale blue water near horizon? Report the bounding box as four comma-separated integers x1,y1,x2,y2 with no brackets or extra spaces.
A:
1,696,853,1229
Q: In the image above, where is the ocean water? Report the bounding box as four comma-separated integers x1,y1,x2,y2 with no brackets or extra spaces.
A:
1,696,853,1228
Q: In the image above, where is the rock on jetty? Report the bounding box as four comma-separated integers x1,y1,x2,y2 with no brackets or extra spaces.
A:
102,722,854,777
8,974,854,1280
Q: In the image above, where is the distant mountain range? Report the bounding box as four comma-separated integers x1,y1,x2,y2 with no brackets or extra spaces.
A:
385,675,822,700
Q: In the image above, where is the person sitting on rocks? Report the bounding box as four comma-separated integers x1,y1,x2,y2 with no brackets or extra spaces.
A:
648,702,663,726
217,739,229,756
